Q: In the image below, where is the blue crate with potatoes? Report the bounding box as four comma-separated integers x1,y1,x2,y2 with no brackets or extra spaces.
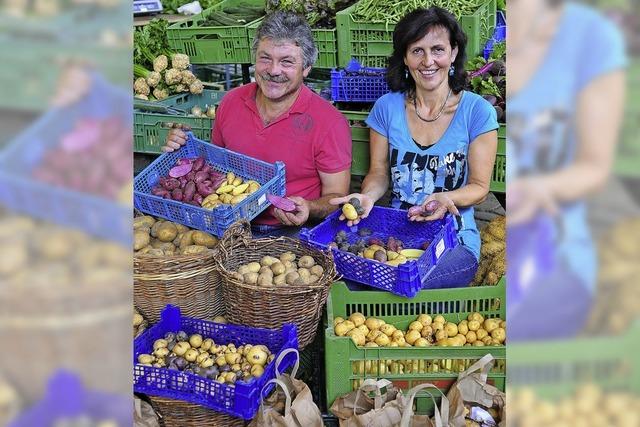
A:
133,305,298,420
133,132,286,237
300,206,458,297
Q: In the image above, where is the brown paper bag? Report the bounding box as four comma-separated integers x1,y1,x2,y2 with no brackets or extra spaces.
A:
330,378,408,427
446,354,506,427
400,383,450,427
249,349,323,427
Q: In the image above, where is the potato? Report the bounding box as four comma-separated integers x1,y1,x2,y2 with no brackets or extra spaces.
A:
297,268,311,280
136,245,153,255
238,265,251,275
157,222,178,242
134,230,151,251
270,261,286,276
285,271,300,285
308,274,319,284
150,220,165,238
280,252,296,263
298,255,315,269
192,231,218,248
134,215,156,229
179,230,195,249
260,256,279,267
146,249,165,256
244,272,259,285
181,245,208,255
259,266,274,276
273,273,286,285
231,272,244,282
282,260,296,272
155,242,176,252
230,194,248,205
175,223,189,233
310,265,324,277
257,273,273,286
247,262,261,273
163,249,175,256
173,232,184,247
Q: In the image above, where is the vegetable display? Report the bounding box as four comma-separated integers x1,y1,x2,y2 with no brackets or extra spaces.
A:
134,215,219,256
228,252,325,286
466,45,506,122
350,0,488,24
31,116,130,200
265,0,357,28
329,230,430,267
136,331,274,385
134,308,148,338
200,3,265,26
134,54,205,100
473,215,505,286
334,311,506,348
161,0,224,14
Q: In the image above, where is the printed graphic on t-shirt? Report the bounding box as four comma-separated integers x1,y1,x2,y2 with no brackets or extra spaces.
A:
389,147,467,205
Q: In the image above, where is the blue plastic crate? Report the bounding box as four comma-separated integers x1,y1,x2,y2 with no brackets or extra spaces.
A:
300,206,458,298
133,133,286,238
9,370,131,426
0,73,130,246
483,11,506,59
133,305,298,420
330,59,389,102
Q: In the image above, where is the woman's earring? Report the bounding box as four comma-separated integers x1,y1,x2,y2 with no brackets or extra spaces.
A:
405,67,409,79
449,65,455,76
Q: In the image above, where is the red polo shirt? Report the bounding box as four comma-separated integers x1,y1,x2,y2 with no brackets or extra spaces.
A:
212,83,351,225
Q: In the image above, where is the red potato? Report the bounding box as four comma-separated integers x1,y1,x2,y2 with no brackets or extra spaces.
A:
152,187,170,198
183,181,196,202
196,181,214,197
192,157,205,172
162,178,180,191
178,176,188,187
194,171,209,184
171,188,183,201
177,158,192,166
169,163,192,178
193,193,203,205
267,194,297,212
200,164,212,175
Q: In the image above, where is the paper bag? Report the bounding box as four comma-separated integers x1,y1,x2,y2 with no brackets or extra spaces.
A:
446,354,506,427
249,349,323,427
134,397,160,427
400,383,450,427
330,378,408,427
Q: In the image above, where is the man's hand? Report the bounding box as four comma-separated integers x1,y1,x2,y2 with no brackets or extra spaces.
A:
272,196,310,226
161,123,191,153
409,193,460,222
329,193,375,227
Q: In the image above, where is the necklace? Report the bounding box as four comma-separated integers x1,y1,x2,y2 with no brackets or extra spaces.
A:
413,88,452,123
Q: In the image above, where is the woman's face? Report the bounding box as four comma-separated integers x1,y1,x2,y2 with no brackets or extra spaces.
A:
404,25,457,93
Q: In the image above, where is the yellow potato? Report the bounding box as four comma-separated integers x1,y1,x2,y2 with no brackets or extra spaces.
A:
342,203,358,220
230,194,249,205
232,177,243,187
226,172,236,185
216,184,235,194
232,183,249,195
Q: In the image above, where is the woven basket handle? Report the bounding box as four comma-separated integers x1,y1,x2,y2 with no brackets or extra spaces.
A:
260,378,293,417
400,383,449,427
217,220,252,271
274,348,300,379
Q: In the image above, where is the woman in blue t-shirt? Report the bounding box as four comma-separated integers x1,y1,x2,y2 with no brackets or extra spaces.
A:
331,7,498,289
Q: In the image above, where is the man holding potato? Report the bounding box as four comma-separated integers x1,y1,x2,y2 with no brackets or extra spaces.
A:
163,11,352,237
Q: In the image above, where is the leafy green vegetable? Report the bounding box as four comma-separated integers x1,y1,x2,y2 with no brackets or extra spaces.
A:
265,0,357,28
496,0,505,11
134,18,174,69
489,41,505,61
469,76,501,98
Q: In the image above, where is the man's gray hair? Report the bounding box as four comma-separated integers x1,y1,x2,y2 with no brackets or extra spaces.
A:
252,11,318,69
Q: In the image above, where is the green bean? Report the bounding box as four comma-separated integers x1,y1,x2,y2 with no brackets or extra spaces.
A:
351,0,487,24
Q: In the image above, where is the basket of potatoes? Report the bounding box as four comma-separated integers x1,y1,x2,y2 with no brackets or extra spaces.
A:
216,220,337,349
134,214,223,323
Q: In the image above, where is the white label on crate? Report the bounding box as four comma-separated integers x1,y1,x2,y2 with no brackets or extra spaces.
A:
140,5,148,11
435,238,445,259
259,194,266,205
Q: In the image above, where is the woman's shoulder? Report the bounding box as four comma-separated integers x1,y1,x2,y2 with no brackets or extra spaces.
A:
375,91,406,106
459,90,494,113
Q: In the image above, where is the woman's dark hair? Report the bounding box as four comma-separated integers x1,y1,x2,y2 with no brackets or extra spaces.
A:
386,7,467,96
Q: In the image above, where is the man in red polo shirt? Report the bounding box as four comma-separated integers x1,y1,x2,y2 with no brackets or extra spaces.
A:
163,11,351,237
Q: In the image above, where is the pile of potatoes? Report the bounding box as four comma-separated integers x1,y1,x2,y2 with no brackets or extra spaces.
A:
473,215,505,286
201,172,261,210
229,252,324,287
334,311,506,348
137,331,275,386
330,230,428,267
133,215,218,256
510,384,640,426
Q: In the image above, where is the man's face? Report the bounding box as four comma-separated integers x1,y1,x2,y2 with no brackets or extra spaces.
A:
254,38,311,102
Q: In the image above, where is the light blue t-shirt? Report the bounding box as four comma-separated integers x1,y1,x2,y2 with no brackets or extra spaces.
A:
366,90,498,259
507,3,627,293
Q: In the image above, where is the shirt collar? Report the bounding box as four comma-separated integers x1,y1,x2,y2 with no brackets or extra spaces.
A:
242,82,313,118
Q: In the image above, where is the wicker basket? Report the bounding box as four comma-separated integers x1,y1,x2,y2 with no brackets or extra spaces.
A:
149,396,247,427
217,221,337,350
134,250,224,324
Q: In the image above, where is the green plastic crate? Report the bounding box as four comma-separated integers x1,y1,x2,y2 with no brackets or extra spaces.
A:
340,110,370,176
167,0,265,65
248,20,338,69
508,325,640,399
614,59,640,177
134,90,226,154
325,280,506,412
336,0,496,68
490,123,506,193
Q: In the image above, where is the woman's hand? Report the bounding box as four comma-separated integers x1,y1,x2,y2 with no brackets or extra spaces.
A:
161,123,191,152
409,193,460,222
329,193,375,226
508,177,559,225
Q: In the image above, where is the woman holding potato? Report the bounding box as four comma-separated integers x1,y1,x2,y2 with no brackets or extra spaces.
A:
331,7,498,289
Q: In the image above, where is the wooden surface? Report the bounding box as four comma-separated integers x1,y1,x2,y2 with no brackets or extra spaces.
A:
134,13,191,26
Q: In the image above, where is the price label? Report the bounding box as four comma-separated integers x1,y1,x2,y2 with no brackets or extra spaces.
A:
259,194,266,205
435,238,445,259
